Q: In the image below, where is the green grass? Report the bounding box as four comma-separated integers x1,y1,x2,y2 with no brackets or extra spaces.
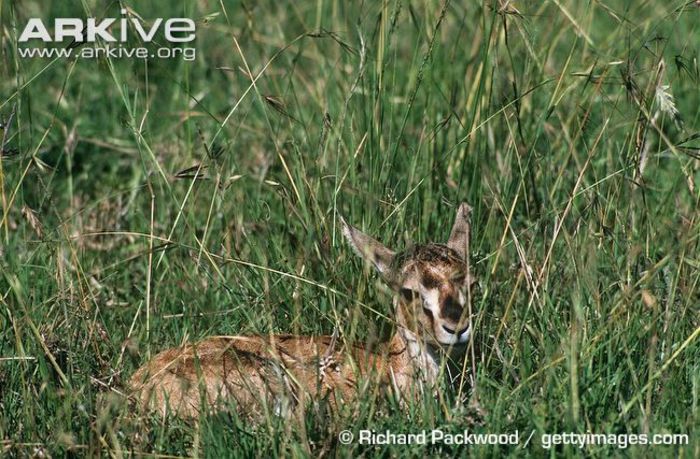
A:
0,0,698,457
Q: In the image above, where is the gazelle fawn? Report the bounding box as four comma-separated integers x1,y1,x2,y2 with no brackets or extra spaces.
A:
130,203,475,419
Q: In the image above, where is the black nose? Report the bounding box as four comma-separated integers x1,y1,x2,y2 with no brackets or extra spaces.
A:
442,324,469,336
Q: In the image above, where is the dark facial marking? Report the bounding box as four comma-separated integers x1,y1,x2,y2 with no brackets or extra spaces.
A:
441,295,463,322
421,272,440,289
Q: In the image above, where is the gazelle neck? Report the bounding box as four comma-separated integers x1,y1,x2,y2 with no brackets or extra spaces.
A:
387,327,441,395
386,299,468,396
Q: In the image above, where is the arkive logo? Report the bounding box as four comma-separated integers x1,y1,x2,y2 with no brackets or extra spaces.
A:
18,9,196,43
17,9,197,61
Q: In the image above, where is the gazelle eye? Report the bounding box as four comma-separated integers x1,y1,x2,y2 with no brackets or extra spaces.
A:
454,273,477,291
400,288,418,302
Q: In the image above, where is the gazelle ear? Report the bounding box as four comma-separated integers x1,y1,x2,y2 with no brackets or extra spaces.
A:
447,202,472,261
340,216,396,278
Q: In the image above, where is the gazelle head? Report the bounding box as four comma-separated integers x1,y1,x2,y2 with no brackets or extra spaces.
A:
341,203,474,349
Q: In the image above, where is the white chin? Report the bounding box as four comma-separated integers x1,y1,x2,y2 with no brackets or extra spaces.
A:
435,328,470,346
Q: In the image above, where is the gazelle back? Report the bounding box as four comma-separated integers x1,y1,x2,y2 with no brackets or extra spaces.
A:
129,203,474,418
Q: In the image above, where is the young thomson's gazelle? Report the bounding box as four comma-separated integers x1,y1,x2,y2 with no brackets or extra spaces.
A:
130,203,474,418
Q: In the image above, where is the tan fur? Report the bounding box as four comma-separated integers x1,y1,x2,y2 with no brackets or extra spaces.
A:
130,203,474,419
